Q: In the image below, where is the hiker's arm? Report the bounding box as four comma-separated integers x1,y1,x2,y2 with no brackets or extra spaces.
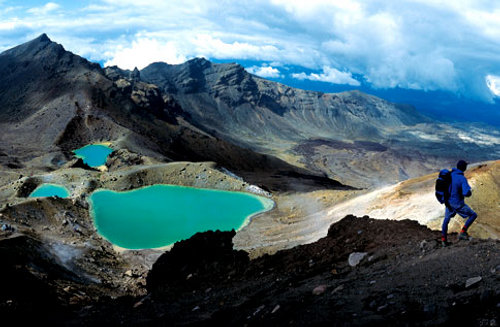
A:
463,178,472,197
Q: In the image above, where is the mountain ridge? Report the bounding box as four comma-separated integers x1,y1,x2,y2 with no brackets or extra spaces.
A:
138,56,499,187
0,34,350,192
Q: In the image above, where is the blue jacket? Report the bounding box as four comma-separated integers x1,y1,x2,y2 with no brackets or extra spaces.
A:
448,168,472,209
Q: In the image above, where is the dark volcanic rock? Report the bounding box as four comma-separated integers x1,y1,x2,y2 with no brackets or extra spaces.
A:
81,216,500,326
0,34,102,122
0,235,75,325
70,158,97,171
105,149,144,170
16,177,42,197
147,230,249,297
104,66,133,81
105,65,178,123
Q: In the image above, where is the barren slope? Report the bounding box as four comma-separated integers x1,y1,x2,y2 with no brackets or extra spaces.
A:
315,160,500,239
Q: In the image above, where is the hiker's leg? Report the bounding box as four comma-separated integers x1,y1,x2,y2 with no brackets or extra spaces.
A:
442,207,455,241
457,204,477,232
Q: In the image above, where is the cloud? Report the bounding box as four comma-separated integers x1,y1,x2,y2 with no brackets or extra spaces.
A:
0,0,500,102
191,34,281,60
0,6,21,15
292,66,360,86
104,37,187,69
486,75,500,96
27,2,60,15
246,65,282,78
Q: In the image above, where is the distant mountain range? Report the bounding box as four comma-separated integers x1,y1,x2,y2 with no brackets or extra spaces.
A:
1,34,499,188
138,57,499,187
222,59,500,128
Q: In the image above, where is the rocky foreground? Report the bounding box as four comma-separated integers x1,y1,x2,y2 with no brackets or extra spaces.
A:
1,215,498,326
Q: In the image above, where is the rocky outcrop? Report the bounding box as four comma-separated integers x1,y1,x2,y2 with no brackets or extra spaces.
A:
80,216,500,326
69,158,97,171
105,65,179,123
15,177,42,197
0,235,70,325
105,149,145,170
147,230,249,297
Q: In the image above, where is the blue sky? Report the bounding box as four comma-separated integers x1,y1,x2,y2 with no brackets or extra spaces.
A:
1,0,500,126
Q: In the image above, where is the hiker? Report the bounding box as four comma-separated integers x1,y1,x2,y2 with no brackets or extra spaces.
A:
441,160,477,246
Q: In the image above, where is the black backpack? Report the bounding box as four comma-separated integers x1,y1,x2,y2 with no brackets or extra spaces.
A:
435,169,451,205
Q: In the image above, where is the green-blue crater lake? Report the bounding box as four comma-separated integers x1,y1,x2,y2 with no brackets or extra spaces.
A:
73,144,113,167
29,184,70,198
89,185,274,249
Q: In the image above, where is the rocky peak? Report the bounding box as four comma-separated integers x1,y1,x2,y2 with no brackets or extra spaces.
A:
185,57,212,70
37,33,50,42
1,33,60,58
104,66,130,81
131,67,141,82
0,34,103,122
0,33,102,74
142,61,171,72
104,66,141,83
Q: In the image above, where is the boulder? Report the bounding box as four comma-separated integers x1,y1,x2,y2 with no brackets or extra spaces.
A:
348,252,368,267
147,230,249,298
312,285,327,295
465,276,482,288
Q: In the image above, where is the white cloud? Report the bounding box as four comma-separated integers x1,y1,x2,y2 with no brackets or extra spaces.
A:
27,2,60,15
292,66,360,86
104,37,187,69
191,34,281,60
0,6,21,15
486,75,500,96
246,66,282,78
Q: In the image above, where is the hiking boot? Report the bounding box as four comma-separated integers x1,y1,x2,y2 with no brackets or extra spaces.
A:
441,240,451,247
458,232,470,241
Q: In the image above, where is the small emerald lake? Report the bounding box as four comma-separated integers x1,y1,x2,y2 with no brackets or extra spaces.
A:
29,184,70,198
89,185,274,249
73,144,113,167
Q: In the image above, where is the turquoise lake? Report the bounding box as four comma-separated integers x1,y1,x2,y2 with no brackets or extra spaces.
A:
73,144,113,167
89,185,274,249
29,184,70,198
